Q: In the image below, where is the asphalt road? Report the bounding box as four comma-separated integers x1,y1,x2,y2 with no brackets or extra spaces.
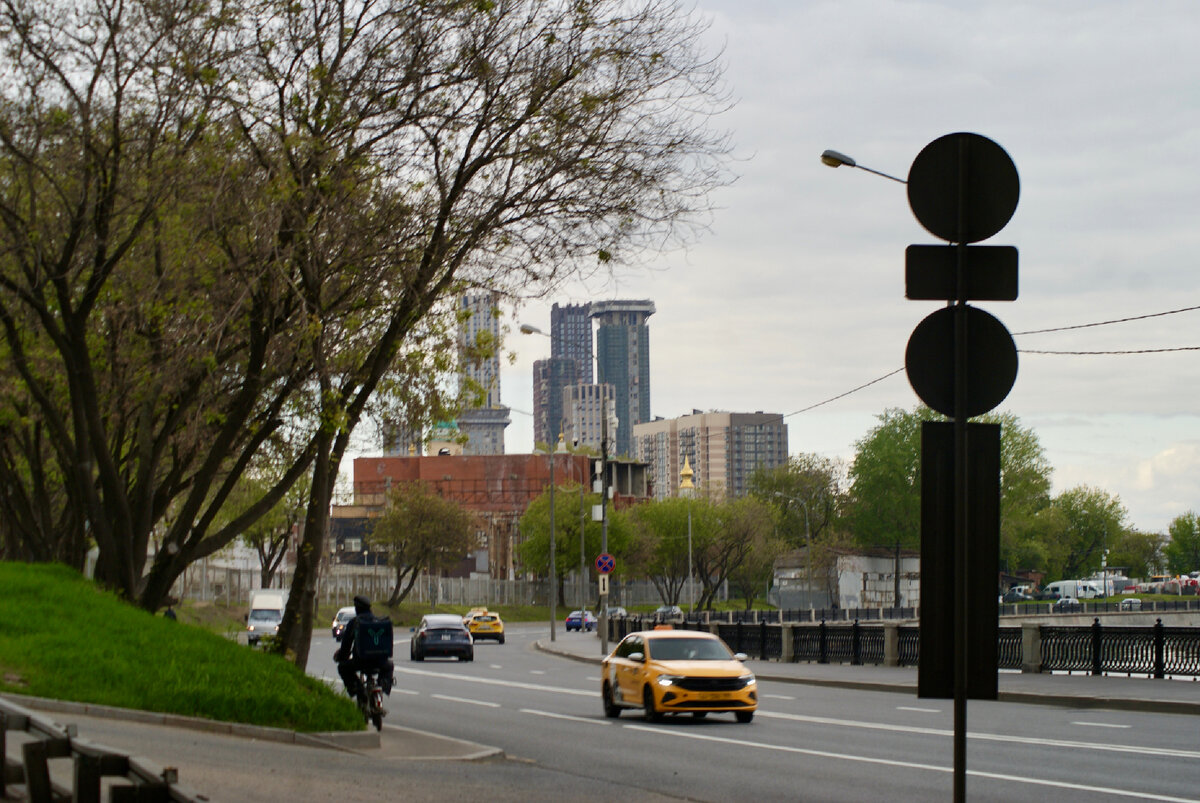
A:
18,623,1199,802
303,623,1200,803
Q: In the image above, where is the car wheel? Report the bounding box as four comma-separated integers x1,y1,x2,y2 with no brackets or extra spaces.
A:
602,682,622,718
411,648,423,662
498,634,505,645
643,686,662,723
735,711,754,724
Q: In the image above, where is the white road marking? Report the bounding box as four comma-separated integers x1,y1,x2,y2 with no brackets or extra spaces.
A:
489,664,503,670
897,706,941,713
762,694,795,701
530,670,546,675
1071,721,1132,729
621,724,1196,802
758,711,1200,759
395,665,593,697
391,688,420,696
586,676,602,683
521,709,610,726
431,694,500,708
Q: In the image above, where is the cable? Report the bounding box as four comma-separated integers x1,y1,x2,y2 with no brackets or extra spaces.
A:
783,369,905,417
1011,305,1200,336
1019,346,1200,355
782,304,1200,419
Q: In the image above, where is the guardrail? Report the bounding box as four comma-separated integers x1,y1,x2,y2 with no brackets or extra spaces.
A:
606,617,1200,679
1,697,204,802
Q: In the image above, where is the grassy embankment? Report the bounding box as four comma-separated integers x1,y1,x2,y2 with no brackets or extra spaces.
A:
0,562,362,732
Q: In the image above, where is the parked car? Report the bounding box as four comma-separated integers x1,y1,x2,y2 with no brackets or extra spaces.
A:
1002,589,1034,603
601,629,757,723
653,605,684,623
464,610,505,644
410,614,474,662
565,610,598,632
1052,597,1082,612
331,605,357,640
1119,597,1143,611
1035,589,1062,601
605,606,628,618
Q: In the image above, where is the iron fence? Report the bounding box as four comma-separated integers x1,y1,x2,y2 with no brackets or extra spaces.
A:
605,617,1200,678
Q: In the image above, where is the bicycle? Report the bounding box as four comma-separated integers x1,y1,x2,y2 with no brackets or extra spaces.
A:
357,669,388,731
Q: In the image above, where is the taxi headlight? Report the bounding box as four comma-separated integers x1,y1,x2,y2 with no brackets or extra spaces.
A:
247,625,255,632
656,674,682,687
740,673,756,686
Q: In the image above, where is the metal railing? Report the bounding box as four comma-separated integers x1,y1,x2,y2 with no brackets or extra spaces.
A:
605,617,1200,678
1,697,204,802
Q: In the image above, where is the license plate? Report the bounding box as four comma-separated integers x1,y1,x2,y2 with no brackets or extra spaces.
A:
440,634,450,641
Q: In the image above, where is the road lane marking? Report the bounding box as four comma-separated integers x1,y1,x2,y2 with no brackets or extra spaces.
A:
520,709,610,726
489,664,503,669
1071,721,1131,729
758,711,1200,759
762,694,795,701
395,666,593,696
391,688,420,696
431,694,500,708
530,670,546,675
897,706,941,713
622,724,1196,802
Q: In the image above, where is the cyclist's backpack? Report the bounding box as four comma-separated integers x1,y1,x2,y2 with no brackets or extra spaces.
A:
355,617,394,659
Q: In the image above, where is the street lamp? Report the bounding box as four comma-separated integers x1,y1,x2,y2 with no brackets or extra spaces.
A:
820,149,907,184
679,457,695,614
774,492,813,611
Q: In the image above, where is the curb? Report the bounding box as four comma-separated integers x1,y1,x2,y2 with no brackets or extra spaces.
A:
4,694,379,752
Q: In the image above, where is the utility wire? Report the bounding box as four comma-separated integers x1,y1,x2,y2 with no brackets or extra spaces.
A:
783,304,1200,419
1011,304,1200,335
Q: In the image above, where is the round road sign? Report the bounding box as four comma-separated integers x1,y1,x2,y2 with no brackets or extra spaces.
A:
907,132,1020,244
595,553,615,574
905,306,1018,418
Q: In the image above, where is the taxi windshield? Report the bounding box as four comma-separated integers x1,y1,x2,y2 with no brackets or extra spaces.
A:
647,637,731,661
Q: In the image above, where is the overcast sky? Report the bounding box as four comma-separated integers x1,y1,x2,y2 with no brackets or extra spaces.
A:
494,0,1200,535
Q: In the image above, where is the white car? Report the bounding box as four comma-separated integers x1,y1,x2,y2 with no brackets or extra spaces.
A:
331,606,356,640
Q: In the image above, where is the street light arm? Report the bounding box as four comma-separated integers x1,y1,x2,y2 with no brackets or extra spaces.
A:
820,148,907,184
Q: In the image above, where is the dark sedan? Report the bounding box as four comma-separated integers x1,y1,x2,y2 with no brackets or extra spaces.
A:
410,614,474,662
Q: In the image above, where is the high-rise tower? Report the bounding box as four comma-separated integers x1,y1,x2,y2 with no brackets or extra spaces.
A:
457,290,510,454
590,299,654,456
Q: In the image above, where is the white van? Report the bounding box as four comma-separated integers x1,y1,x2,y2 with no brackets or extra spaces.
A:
246,590,288,647
1043,580,1101,600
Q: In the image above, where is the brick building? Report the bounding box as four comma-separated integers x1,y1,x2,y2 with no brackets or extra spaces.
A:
336,454,650,579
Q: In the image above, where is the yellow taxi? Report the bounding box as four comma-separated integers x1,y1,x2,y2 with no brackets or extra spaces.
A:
463,609,505,644
601,628,756,723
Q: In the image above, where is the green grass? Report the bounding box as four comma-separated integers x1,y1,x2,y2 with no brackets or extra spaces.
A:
0,562,362,733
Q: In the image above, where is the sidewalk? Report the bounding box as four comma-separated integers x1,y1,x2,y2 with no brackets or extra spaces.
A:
534,632,1200,716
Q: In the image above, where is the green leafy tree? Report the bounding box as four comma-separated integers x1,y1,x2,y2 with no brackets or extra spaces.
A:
845,406,1054,593
1042,486,1127,581
694,496,776,610
0,0,732,674
517,482,610,608
749,454,842,549
1108,529,1168,581
723,503,786,611
624,497,713,606
1164,512,1200,574
367,482,478,607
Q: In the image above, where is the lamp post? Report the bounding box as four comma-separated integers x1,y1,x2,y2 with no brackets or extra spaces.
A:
679,457,695,614
774,491,813,610
521,322,560,641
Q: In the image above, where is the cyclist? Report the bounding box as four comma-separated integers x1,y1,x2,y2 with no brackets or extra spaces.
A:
334,595,394,702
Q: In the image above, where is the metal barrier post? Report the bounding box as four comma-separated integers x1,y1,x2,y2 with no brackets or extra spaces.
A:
852,619,861,665
1154,618,1165,679
1091,618,1103,676
760,620,768,659
818,620,828,664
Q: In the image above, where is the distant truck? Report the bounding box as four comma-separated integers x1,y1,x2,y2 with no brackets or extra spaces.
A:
246,590,288,647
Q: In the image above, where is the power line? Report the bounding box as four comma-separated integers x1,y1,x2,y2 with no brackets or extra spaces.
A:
783,304,1199,419
1020,346,1200,355
1011,305,1200,336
